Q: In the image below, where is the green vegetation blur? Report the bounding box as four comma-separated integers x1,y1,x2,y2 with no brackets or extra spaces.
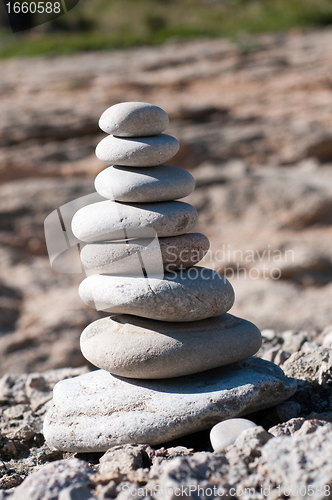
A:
1,0,332,58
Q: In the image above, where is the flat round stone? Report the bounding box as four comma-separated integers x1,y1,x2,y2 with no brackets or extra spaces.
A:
43,358,297,452
94,165,195,202
78,266,235,321
210,418,258,453
99,102,169,137
72,200,198,243
80,233,210,275
80,314,262,379
95,134,179,167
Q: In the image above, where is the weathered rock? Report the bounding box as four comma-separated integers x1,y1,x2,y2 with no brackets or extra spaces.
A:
71,200,198,242
80,233,209,275
270,400,302,421
95,134,179,166
78,267,235,321
98,444,151,475
0,473,24,490
98,102,169,137
43,357,297,452
282,329,310,353
80,314,262,378
268,417,307,437
253,424,332,500
268,417,331,437
226,425,272,466
147,452,230,499
94,165,195,202
58,485,94,500
0,367,89,455
283,347,332,384
10,458,92,500
210,418,258,453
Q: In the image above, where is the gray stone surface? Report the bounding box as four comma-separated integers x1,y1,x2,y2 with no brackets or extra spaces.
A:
58,485,94,500
80,314,262,378
253,424,332,500
72,200,198,243
95,134,179,166
210,418,258,453
268,417,331,438
94,165,195,202
80,236,163,277
283,346,332,384
147,452,230,500
98,102,169,137
43,357,297,452
98,444,150,475
226,425,272,469
10,458,92,500
78,267,235,321
0,367,88,443
159,233,210,271
80,233,210,275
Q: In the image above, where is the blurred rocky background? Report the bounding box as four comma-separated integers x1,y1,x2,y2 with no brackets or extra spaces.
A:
1,25,332,375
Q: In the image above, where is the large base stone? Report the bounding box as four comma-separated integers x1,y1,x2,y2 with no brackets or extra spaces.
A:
43,358,297,452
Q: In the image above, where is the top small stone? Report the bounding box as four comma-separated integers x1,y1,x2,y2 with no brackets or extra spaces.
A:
99,102,169,137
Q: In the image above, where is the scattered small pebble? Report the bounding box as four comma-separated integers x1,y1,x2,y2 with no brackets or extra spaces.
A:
210,418,258,453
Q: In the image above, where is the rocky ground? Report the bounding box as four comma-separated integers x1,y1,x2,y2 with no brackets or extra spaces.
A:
1,28,332,497
0,330,331,499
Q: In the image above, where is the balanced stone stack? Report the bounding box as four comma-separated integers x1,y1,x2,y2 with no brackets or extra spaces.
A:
44,102,297,452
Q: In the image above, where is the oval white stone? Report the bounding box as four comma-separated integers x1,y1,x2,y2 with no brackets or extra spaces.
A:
99,102,169,137
80,314,262,379
78,266,235,321
95,134,179,167
72,200,198,243
94,165,195,202
80,233,210,275
210,418,258,453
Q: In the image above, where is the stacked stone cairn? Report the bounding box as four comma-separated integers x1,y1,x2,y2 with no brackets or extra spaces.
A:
44,102,297,452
